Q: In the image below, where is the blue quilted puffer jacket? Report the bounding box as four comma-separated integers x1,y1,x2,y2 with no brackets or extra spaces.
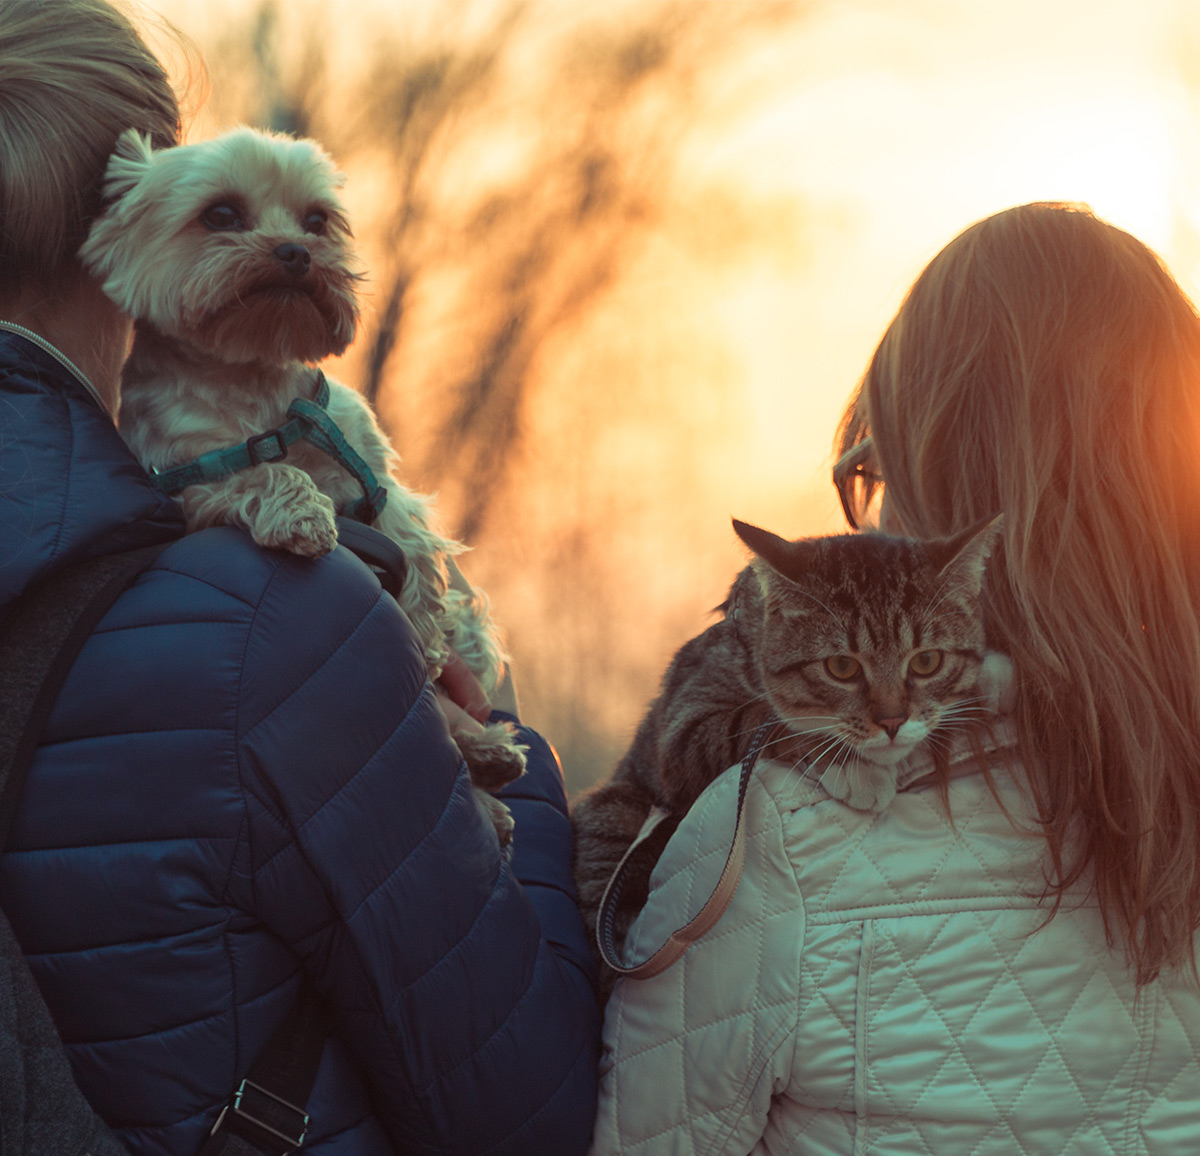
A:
0,329,600,1156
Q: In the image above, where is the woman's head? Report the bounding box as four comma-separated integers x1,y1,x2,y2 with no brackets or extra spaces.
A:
837,203,1200,982
0,0,180,302
841,203,1200,548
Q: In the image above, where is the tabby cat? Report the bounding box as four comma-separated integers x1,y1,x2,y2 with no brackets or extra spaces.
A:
572,515,1003,986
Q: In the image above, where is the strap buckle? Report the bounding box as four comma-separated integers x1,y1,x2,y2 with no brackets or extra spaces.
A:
246,429,289,466
210,1078,310,1150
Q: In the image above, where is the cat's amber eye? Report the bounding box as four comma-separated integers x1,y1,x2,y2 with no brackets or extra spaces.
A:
302,209,328,235
201,203,244,232
909,650,943,676
825,655,861,681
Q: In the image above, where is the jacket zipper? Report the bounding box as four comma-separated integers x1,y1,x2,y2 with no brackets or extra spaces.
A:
0,319,109,414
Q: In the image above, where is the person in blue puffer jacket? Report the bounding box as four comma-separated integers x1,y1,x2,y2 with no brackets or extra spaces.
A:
0,3,599,1154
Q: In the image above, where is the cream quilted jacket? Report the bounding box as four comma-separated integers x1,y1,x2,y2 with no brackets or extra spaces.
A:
589,725,1200,1155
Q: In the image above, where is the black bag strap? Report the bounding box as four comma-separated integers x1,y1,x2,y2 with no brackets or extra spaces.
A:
0,544,172,1156
334,517,408,599
0,542,328,1156
199,985,329,1156
0,543,172,850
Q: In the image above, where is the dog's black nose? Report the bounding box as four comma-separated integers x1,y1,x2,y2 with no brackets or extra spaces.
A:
274,243,311,277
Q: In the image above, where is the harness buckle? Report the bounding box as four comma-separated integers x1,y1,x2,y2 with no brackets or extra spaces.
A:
246,429,289,466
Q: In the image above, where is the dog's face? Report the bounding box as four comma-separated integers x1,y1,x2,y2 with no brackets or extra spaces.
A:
79,127,360,366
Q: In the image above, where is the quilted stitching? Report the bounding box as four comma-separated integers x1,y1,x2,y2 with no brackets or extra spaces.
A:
591,740,1200,1155
598,768,804,1155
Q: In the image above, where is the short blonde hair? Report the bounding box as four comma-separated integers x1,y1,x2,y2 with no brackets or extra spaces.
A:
838,203,1200,983
0,0,180,296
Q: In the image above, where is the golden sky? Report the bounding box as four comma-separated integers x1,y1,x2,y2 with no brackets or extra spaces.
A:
156,0,1200,537
681,0,1198,533
148,0,1200,780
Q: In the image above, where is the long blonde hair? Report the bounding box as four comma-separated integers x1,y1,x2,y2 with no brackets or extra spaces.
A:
0,0,180,296
838,202,1200,983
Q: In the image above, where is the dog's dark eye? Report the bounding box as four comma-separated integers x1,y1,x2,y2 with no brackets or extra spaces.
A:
202,204,243,232
302,209,328,236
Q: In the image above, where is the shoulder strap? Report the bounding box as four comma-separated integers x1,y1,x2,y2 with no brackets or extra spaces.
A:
199,985,328,1156
0,543,171,850
0,543,171,1156
0,542,327,1156
596,715,779,981
333,517,408,598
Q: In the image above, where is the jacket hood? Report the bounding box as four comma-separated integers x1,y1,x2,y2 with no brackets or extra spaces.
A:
0,329,184,613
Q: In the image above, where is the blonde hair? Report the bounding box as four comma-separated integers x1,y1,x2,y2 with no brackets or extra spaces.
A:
0,0,180,297
838,202,1200,983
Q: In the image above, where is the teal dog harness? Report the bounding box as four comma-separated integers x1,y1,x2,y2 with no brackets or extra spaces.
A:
149,372,388,524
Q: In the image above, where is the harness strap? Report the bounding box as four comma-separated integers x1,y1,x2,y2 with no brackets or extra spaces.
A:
150,373,388,525
595,714,780,981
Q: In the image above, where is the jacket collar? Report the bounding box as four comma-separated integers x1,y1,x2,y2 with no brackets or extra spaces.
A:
0,329,184,613
0,320,109,413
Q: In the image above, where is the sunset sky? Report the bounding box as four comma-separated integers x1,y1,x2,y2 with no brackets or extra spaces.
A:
151,0,1200,782
683,0,1195,529
159,0,1199,528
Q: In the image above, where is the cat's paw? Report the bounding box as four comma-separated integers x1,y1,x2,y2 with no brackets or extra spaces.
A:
819,759,897,813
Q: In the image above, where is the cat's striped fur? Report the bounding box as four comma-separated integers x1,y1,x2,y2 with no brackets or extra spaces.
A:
572,517,1001,993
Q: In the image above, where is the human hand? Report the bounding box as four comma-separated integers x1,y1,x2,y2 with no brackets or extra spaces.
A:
489,667,519,717
444,556,521,718
437,650,491,725
435,686,485,736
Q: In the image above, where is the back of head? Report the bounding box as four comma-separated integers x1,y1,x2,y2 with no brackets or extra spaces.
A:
0,0,180,300
839,202,1200,983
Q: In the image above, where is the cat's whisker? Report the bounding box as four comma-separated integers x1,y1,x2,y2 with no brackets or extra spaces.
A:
575,521,995,986
795,591,851,636
732,714,843,747
731,692,773,713
757,731,822,753
806,732,852,770
938,705,990,724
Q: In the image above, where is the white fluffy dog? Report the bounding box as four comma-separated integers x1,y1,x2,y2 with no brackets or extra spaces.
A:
80,127,525,844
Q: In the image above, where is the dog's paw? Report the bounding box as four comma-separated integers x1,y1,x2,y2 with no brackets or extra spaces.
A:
473,787,515,853
819,759,898,813
456,722,528,791
249,491,338,556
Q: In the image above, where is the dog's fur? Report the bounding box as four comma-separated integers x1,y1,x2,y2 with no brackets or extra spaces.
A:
80,127,525,844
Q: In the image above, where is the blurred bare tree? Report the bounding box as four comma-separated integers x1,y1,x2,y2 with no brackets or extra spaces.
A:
188,0,814,788
200,0,805,535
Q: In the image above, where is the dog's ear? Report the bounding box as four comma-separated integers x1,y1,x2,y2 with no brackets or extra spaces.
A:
101,129,156,204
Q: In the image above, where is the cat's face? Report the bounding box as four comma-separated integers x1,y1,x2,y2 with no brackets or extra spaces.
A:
734,520,1000,769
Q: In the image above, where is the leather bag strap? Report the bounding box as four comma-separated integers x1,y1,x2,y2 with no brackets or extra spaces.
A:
595,715,779,980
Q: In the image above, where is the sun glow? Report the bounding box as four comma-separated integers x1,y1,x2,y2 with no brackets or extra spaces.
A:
151,0,1200,786
676,0,1196,533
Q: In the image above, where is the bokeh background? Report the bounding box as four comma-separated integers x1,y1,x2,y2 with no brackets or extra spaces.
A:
144,0,1200,792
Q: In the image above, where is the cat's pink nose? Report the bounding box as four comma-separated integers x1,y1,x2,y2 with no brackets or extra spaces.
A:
877,718,906,741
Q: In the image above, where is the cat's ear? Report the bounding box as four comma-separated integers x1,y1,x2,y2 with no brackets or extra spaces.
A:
930,514,1003,599
733,518,802,579
729,520,787,568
